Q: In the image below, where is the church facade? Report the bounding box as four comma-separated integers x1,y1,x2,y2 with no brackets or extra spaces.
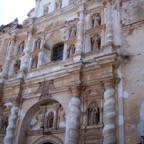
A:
0,0,144,144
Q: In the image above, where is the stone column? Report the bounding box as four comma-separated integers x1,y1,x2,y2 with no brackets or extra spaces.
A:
76,10,84,53
4,99,20,144
2,36,16,77
68,84,81,144
63,43,68,60
38,35,45,67
20,30,33,71
103,80,117,144
105,1,113,45
99,107,103,125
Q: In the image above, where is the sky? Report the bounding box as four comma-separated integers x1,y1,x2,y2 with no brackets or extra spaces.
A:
0,0,35,25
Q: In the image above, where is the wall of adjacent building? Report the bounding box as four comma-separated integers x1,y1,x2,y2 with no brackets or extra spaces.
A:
121,0,144,143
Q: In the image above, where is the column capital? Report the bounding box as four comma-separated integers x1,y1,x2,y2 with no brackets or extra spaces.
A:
70,81,81,96
102,77,120,89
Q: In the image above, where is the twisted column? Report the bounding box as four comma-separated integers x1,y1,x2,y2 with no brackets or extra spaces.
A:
105,2,113,45
68,84,81,144
2,36,16,77
20,30,33,71
76,10,84,53
4,100,19,144
103,80,117,144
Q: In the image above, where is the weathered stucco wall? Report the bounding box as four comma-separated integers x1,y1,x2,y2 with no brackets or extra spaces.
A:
121,1,144,143
121,0,144,25
121,25,144,143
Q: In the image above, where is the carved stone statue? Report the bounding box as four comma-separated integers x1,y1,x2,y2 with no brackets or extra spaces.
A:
91,34,100,51
69,24,77,38
43,7,49,15
67,44,75,58
31,56,38,69
18,41,25,54
47,112,54,128
92,13,101,28
13,60,21,74
55,0,62,10
88,102,99,125
35,39,41,49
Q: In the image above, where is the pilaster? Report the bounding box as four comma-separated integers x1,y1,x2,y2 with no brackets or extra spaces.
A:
105,1,113,45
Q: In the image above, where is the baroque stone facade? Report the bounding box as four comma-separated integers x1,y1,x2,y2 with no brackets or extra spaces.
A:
0,0,144,144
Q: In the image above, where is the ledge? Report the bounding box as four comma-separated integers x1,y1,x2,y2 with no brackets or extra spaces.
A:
27,128,65,136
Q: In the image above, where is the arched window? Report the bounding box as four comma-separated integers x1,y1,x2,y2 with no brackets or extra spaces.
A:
52,43,64,61
46,112,54,129
13,60,21,74
87,101,100,125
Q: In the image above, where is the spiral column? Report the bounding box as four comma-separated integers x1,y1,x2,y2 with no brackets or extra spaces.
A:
105,1,113,45
103,80,117,144
68,84,81,144
20,29,33,71
2,35,16,77
4,100,19,144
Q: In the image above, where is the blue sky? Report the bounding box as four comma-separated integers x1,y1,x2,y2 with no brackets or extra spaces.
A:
0,0,35,25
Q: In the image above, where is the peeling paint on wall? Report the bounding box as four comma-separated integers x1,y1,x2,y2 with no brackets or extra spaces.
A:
123,91,129,98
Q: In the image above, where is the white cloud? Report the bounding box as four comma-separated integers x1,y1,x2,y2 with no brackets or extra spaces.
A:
0,0,35,25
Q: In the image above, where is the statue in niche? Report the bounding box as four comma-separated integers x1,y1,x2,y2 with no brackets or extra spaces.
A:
43,7,49,15
92,13,101,28
31,56,38,69
59,107,65,122
0,116,8,134
67,44,75,58
13,60,21,74
35,38,41,49
55,0,62,10
88,102,99,125
91,34,100,51
69,24,77,38
46,112,54,129
18,41,25,54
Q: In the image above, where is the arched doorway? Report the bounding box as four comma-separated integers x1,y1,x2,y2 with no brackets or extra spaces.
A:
18,99,65,144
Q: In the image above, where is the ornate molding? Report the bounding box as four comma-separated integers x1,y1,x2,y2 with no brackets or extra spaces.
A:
35,80,56,100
